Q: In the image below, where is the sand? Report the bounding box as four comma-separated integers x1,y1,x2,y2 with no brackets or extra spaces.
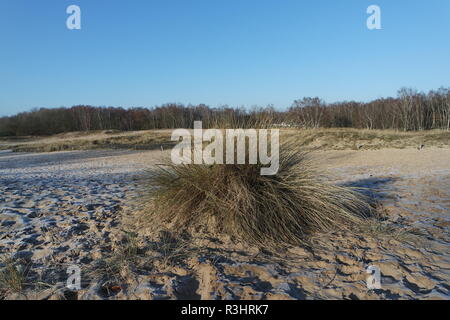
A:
0,147,449,300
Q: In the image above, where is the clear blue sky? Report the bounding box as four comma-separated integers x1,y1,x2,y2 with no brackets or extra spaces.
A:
1,0,449,116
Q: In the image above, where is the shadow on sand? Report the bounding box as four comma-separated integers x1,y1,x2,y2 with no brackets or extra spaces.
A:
340,177,398,202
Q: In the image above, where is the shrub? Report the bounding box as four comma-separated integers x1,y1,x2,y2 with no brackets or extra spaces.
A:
143,140,371,249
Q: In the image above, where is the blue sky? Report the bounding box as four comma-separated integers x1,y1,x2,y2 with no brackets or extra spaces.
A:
1,0,449,116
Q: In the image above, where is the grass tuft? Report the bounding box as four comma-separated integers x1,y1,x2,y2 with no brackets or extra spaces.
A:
141,140,372,249
0,258,30,298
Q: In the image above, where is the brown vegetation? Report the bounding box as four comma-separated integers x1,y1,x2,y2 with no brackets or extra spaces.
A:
141,140,372,249
1,128,448,153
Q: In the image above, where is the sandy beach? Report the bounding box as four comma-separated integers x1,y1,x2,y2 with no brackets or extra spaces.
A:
0,147,449,300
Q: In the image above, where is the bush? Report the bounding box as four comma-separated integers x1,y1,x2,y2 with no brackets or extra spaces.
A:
143,141,372,249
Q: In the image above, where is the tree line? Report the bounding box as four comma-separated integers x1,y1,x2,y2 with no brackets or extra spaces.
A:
1,87,449,136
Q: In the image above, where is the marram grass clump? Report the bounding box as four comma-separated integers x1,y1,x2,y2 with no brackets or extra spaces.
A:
143,141,372,248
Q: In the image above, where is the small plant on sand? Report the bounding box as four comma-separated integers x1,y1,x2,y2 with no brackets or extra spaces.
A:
148,230,198,268
143,140,372,249
91,232,141,282
0,258,29,298
362,220,426,244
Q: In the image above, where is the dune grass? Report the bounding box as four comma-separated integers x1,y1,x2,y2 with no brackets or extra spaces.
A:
141,139,373,249
0,258,29,298
0,128,448,153
282,128,450,150
0,130,174,153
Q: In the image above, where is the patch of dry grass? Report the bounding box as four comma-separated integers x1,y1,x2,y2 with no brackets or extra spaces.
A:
0,257,62,300
283,128,450,150
140,140,373,250
0,130,173,153
1,128,448,153
148,230,199,268
0,257,30,298
90,232,142,282
360,219,426,244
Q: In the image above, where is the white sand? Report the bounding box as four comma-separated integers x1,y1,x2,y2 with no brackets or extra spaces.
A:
0,148,449,300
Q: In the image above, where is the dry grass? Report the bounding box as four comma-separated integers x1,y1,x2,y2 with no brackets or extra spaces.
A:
91,232,141,282
148,230,199,268
283,128,450,150
1,128,448,153
361,220,426,245
0,130,173,153
0,258,29,298
87,229,199,296
141,139,373,249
